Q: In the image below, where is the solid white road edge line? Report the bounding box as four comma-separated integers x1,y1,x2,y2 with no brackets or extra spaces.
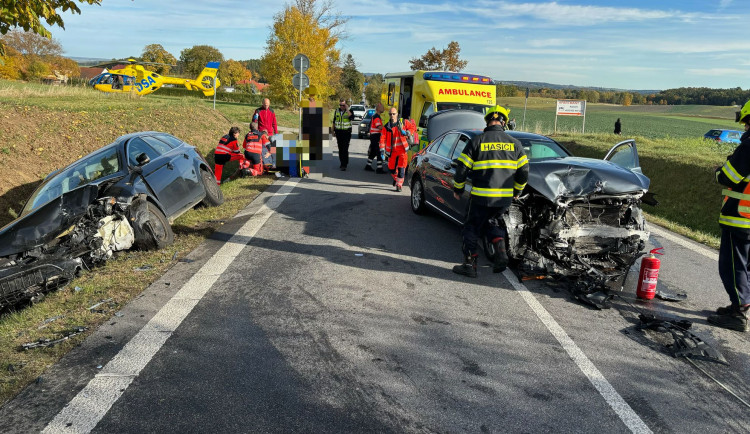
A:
649,224,718,261
42,179,300,434
502,269,653,434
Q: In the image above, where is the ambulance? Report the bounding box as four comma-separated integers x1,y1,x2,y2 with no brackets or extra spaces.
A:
380,70,496,150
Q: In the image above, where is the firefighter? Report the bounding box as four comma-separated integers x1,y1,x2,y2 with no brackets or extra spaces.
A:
452,105,529,277
242,121,269,176
379,107,412,191
213,126,245,184
709,99,750,332
365,103,385,173
333,100,354,170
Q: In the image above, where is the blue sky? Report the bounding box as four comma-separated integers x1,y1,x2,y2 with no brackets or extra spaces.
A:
49,0,750,90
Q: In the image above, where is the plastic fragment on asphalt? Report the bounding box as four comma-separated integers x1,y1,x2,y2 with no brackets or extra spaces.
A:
355,253,364,257
655,289,687,302
638,313,727,364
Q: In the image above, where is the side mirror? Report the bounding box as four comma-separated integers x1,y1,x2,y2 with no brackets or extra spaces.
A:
136,153,150,166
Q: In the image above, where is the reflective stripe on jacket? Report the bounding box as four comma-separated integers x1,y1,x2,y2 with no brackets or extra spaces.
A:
718,130,750,231
333,109,352,130
215,134,239,155
379,121,409,155
243,131,269,154
453,124,529,207
370,114,383,135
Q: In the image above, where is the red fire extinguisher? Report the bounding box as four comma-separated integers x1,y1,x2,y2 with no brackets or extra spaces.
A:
637,247,664,300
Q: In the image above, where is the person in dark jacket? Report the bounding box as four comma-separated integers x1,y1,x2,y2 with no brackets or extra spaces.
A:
452,105,529,277
709,100,750,331
614,118,622,135
333,100,355,170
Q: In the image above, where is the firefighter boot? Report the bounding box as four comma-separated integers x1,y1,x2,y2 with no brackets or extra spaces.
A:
491,237,509,273
452,255,478,278
708,308,748,332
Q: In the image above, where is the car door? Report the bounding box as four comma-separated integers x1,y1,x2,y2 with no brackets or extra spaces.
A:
604,139,641,172
144,135,202,210
424,133,459,220
445,133,472,222
126,137,186,217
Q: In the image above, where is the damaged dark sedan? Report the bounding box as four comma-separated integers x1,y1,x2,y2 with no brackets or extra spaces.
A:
0,131,224,311
408,110,653,285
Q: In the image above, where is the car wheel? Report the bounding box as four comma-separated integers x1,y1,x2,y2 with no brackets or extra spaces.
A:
134,201,174,250
200,168,224,207
410,176,426,214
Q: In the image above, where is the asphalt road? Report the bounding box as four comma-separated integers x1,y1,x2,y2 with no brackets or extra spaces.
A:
2,127,749,433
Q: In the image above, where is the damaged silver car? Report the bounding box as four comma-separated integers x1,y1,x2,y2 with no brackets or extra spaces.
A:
408,110,655,284
0,131,224,311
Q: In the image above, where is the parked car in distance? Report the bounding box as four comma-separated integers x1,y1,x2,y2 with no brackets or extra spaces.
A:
350,104,367,121
358,109,377,139
0,131,224,311
704,129,742,145
407,110,654,285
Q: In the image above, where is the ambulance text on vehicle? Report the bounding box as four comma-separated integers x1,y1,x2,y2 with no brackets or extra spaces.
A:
380,70,496,151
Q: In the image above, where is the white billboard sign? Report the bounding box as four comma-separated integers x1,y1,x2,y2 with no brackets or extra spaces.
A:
556,100,586,116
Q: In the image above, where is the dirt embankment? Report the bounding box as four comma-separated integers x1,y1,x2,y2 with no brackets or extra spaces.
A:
0,103,231,228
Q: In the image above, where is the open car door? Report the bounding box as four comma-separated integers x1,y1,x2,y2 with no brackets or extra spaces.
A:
604,139,641,173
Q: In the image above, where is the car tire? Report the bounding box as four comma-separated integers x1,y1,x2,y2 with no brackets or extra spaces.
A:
200,168,224,207
134,201,174,250
410,176,426,214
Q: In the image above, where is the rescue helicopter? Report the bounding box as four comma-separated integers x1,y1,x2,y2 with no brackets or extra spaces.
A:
88,59,221,96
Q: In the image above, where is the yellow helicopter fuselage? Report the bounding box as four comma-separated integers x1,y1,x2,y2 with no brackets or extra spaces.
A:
91,62,220,96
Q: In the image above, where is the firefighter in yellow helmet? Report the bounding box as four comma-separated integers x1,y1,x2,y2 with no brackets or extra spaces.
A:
710,100,750,331
452,105,528,277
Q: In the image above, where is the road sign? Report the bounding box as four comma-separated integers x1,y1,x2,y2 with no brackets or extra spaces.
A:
293,54,310,73
293,73,309,91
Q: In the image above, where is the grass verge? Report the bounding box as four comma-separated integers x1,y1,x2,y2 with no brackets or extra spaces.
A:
0,175,274,406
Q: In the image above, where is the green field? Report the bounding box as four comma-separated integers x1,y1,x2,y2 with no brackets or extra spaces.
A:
497,97,738,139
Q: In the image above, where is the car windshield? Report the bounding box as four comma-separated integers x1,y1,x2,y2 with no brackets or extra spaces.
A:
518,138,570,160
351,105,365,111
436,103,487,113
706,130,722,137
22,147,121,215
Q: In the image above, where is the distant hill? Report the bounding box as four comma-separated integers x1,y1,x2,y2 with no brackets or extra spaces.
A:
497,80,660,95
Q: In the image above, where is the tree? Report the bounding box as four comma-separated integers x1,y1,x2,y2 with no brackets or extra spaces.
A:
0,0,101,55
1,29,62,57
260,0,346,108
340,54,363,101
0,46,26,79
49,55,79,78
179,45,224,77
220,59,252,87
364,73,383,106
242,59,265,82
409,41,468,72
141,44,177,75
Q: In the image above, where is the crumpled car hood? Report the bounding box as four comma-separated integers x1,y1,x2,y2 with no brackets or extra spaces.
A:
0,185,99,258
529,157,650,201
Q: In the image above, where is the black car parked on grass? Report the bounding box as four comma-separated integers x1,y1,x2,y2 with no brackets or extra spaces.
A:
407,110,653,283
0,131,224,311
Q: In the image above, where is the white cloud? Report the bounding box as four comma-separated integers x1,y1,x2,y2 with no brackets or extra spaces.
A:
686,68,747,76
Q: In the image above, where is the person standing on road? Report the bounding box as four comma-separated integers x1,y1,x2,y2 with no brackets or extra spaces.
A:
253,98,278,135
213,126,244,184
379,107,412,191
333,99,354,171
709,100,750,332
452,105,528,278
614,118,622,135
365,103,385,173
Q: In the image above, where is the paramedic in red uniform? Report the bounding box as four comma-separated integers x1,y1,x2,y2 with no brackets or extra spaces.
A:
213,126,244,184
452,105,529,277
365,103,385,173
379,107,411,192
242,121,269,176
252,98,278,135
